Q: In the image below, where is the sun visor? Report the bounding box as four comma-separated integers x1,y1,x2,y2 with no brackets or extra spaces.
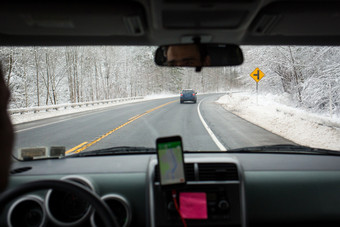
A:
250,2,340,36
163,10,248,29
0,3,146,37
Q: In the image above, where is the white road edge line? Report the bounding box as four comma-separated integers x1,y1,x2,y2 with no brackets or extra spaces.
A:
197,98,227,151
14,108,112,133
14,97,174,133
16,118,81,133
15,97,177,133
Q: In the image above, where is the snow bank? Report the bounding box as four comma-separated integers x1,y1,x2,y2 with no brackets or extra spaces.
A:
216,92,340,151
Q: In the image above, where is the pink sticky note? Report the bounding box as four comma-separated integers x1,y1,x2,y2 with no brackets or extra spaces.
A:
179,192,208,219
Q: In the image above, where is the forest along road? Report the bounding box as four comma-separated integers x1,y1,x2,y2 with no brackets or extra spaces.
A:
13,93,294,157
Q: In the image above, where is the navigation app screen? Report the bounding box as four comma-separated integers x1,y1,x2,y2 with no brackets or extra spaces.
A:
157,141,185,186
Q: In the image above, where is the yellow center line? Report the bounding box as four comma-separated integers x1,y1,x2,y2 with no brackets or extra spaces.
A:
66,141,88,154
128,114,142,121
69,100,176,154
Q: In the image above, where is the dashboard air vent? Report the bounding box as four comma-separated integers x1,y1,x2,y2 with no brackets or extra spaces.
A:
198,163,238,181
10,167,32,174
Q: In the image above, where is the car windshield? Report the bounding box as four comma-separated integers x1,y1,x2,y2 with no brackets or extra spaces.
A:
1,45,339,160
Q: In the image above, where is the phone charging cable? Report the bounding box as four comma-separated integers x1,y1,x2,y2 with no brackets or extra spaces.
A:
172,190,187,227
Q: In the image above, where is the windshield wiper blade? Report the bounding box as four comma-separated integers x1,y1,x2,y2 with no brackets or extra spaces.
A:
228,144,340,155
66,146,156,158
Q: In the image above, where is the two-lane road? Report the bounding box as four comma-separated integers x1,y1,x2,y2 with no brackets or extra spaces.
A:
14,93,294,156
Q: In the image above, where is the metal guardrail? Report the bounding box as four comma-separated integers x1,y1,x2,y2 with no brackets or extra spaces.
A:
8,96,144,115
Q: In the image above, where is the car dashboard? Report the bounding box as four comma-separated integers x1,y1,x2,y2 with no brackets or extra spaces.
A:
2,152,340,227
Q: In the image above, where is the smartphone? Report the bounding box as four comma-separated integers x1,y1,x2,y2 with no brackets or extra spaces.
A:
156,136,186,188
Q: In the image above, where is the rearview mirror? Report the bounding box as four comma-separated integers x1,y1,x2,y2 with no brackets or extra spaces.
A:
154,44,243,67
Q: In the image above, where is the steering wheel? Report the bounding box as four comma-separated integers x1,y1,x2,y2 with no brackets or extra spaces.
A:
0,179,118,227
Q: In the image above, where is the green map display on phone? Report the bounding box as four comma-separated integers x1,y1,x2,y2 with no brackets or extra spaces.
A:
158,141,185,185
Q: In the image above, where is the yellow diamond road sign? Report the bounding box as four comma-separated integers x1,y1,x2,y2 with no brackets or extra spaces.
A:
250,68,265,82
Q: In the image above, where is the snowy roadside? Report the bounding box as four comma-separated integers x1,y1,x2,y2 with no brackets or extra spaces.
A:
216,92,340,151
10,94,177,125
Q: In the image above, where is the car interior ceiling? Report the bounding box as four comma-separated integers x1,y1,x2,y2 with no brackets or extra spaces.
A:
0,1,339,46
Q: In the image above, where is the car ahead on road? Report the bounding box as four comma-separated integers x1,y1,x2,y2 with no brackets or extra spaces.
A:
180,89,197,103
0,1,340,227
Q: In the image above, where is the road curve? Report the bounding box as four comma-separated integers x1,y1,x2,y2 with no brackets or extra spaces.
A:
13,94,294,157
